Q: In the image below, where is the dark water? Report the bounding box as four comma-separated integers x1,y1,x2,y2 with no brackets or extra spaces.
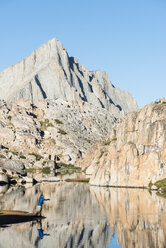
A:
0,182,166,247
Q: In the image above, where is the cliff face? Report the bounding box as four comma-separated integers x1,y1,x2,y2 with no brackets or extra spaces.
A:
79,100,166,187
0,38,137,118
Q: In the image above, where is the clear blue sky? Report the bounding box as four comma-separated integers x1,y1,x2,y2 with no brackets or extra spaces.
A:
0,0,166,107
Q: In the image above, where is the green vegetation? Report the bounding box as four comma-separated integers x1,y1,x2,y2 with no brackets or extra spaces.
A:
65,178,90,183
56,153,63,158
29,152,43,161
56,162,81,172
104,139,111,146
154,178,166,191
26,166,51,175
11,176,19,180
104,137,117,146
40,119,54,130
154,99,166,104
8,122,14,128
42,166,51,174
156,191,166,199
57,162,80,169
7,115,12,121
149,178,166,199
58,128,67,135
55,119,63,124
82,167,88,173
19,155,26,159
98,150,105,160
26,168,37,173
154,99,161,104
0,154,6,158
148,181,153,189
83,137,91,143
50,138,56,145
10,150,19,156
96,149,106,164
42,160,47,166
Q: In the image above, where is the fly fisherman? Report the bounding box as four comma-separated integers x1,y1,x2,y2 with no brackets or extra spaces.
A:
36,194,50,216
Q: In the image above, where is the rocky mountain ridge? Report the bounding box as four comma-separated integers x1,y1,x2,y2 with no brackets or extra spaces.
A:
0,38,139,185
78,98,166,187
0,38,138,118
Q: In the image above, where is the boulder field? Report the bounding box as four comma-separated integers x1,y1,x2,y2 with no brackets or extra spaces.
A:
0,97,120,183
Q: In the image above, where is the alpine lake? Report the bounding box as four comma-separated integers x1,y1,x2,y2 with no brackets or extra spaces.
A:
0,170,166,248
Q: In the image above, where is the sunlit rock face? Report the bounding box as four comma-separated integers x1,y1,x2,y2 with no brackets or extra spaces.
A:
0,38,137,117
90,187,166,248
0,183,113,247
0,37,138,168
79,101,166,187
0,98,118,165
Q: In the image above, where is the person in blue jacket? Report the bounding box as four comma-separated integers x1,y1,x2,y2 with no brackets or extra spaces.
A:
35,221,50,246
36,194,50,216
38,228,50,239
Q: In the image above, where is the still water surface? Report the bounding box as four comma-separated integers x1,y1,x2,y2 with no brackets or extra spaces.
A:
0,182,166,248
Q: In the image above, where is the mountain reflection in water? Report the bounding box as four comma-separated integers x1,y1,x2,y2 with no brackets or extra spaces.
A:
0,182,166,248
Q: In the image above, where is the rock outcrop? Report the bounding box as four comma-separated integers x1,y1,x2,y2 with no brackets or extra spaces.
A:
79,99,166,187
0,159,26,176
0,97,118,168
0,173,8,184
0,38,137,118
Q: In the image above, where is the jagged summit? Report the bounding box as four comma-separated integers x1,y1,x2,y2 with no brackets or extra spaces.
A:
0,38,138,117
